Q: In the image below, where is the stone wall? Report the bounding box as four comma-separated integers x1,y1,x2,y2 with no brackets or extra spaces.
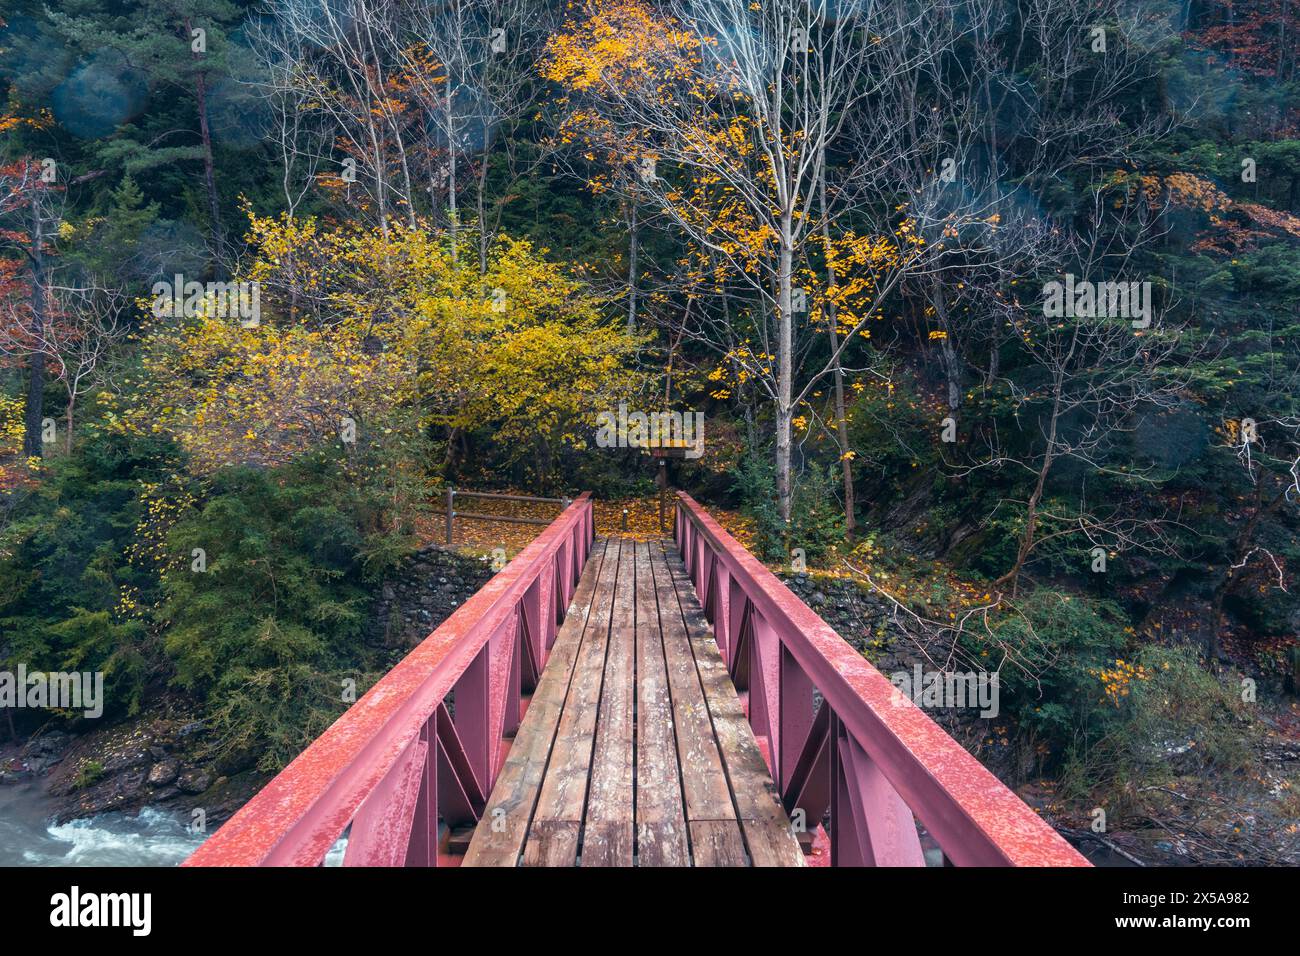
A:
369,545,495,649
776,570,900,664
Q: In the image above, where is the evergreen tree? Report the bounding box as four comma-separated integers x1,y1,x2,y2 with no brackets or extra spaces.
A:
46,0,244,263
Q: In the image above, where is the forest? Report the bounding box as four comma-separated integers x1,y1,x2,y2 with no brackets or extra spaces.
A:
1,0,1298,867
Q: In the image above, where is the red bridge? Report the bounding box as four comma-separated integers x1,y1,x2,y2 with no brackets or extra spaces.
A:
184,494,1088,867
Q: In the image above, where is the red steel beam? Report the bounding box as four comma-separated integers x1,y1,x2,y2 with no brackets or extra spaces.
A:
674,492,1089,867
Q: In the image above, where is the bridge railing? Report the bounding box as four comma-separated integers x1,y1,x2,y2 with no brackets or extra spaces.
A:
185,494,594,866
674,492,1088,866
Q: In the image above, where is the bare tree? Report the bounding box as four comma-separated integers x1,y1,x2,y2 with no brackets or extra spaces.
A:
857,0,1179,414
252,0,416,237
245,18,330,220
0,276,128,455
397,0,560,270
547,0,943,527
0,160,64,457
946,189,1196,592
45,282,130,453
252,0,559,276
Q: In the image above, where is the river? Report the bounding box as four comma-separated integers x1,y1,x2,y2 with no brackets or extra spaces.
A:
0,780,206,866
0,779,355,866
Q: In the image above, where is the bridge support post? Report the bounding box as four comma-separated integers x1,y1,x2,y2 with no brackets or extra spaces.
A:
779,647,815,794
830,716,924,867
657,459,667,533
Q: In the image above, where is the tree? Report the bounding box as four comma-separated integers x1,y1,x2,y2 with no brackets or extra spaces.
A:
122,212,644,491
944,186,1196,593
47,0,243,261
250,0,420,239
396,0,561,272
1192,0,1300,83
72,174,161,282
0,159,62,457
158,458,383,772
544,0,934,527
41,282,129,453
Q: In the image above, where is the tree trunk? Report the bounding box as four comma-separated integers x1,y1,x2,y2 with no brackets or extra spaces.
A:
987,312,1001,386
446,90,458,258
477,158,490,275
996,389,1062,593
818,173,854,538
22,201,46,458
394,126,418,230
366,115,389,240
776,213,795,531
443,425,461,472
627,203,639,333
827,323,855,539
64,396,75,455
188,21,224,262
932,276,961,410
997,457,1050,596
288,250,300,324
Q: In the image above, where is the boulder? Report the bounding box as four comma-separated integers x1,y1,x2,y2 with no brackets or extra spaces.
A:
176,768,212,794
147,758,180,787
22,730,69,757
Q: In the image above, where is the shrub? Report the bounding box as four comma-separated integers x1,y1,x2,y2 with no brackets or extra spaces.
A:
732,451,844,562
160,453,398,771
73,759,104,790
972,590,1131,762
0,423,180,722
969,589,1254,807
1059,645,1255,809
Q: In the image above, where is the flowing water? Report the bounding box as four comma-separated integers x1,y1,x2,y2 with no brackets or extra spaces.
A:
0,781,205,866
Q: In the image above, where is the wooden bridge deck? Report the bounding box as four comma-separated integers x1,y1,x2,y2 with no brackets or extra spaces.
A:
463,536,806,867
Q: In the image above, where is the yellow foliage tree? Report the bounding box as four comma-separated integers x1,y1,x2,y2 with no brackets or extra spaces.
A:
113,213,644,492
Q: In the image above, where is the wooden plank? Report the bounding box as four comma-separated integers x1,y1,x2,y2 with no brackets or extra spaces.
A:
662,544,806,868
446,825,475,855
647,540,737,830
583,538,636,866
688,820,748,867
741,820,808,868
525,821,581,867
634,541,690,867
463,539,609,867
522,538,623,866
468,535,805,868
581,821,634,867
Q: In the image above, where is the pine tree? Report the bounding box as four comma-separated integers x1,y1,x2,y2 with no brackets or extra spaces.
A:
46,0,242,264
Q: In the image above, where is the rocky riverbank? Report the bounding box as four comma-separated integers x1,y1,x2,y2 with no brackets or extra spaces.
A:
779,566,1300,866
775,567,998,746
0,700,263,828
777,570,892,653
